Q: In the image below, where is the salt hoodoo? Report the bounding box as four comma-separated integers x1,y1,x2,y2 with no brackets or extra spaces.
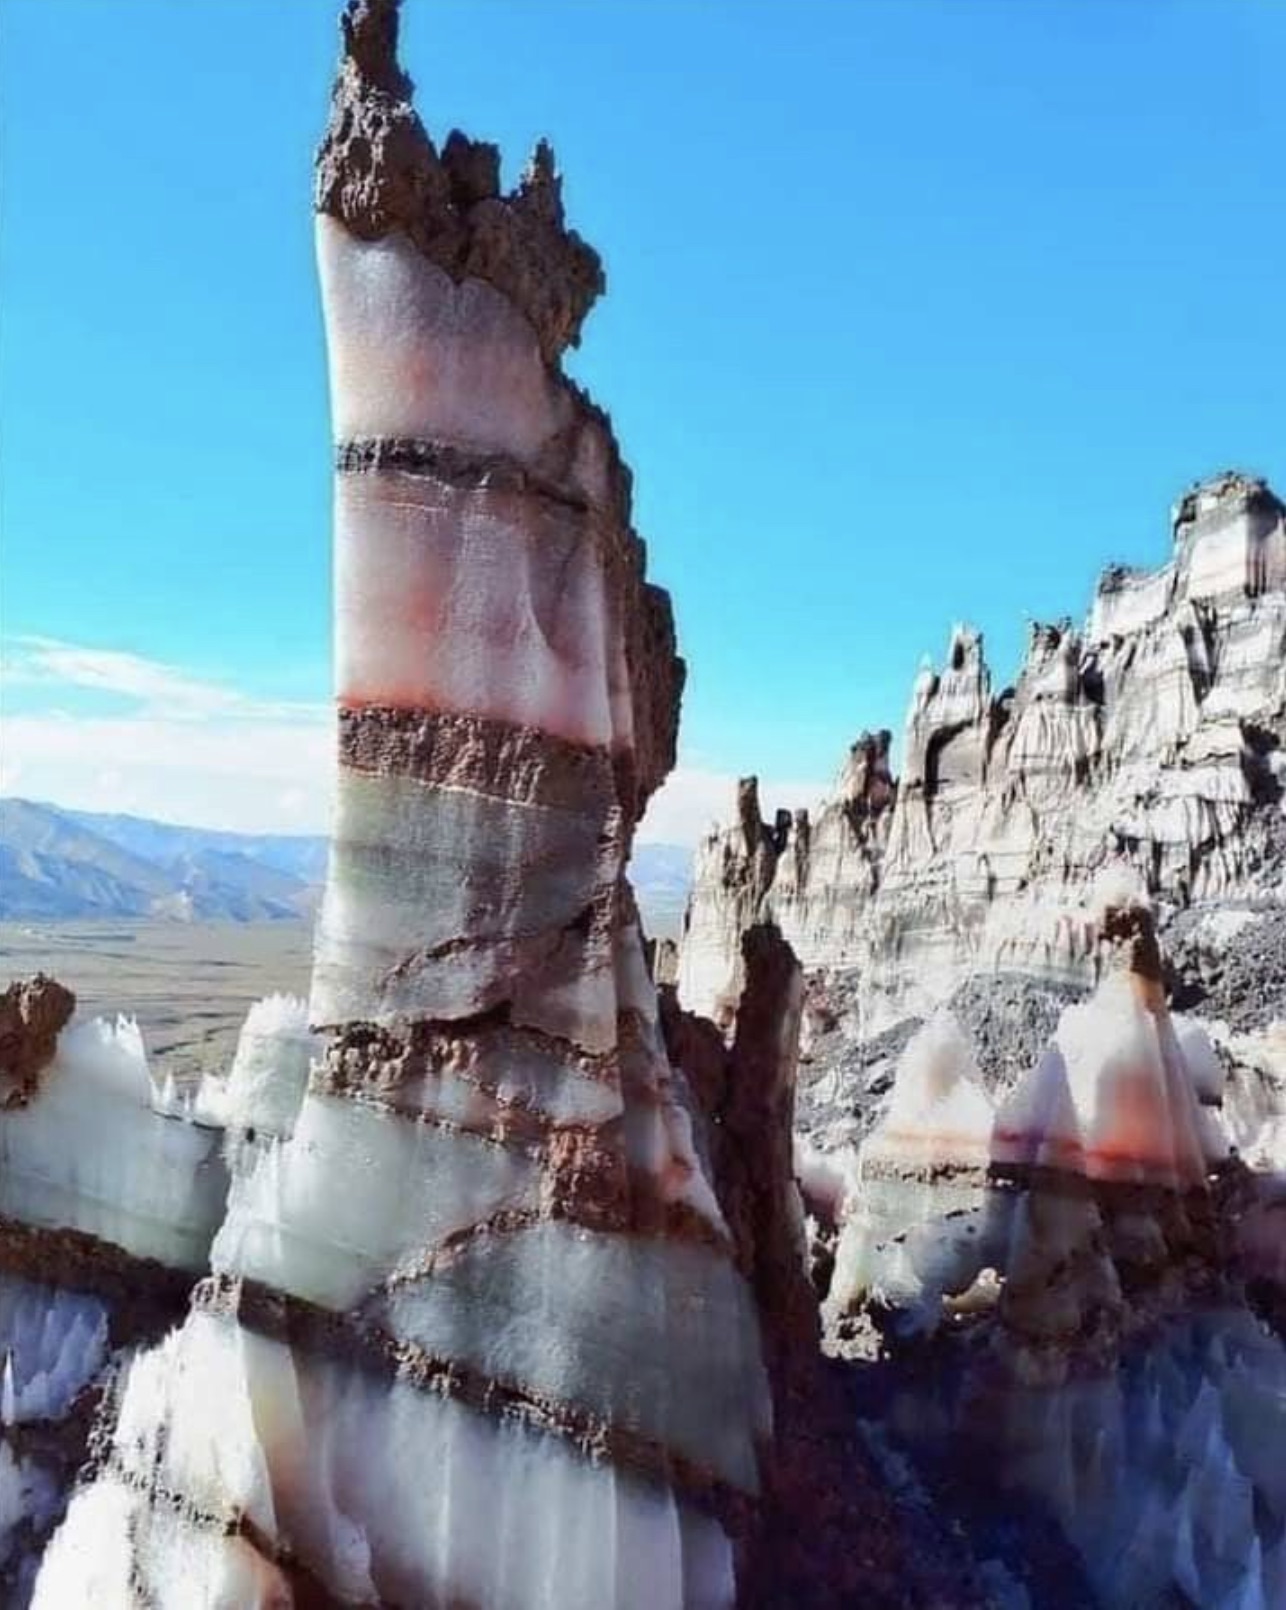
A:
26,1,782,1602
828,894,1286,1609
680,471,1286,1033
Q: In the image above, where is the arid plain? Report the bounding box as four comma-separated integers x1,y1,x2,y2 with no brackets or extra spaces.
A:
0,920,312,1082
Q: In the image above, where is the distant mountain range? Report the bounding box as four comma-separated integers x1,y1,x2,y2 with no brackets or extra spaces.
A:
0,799,692,935
0,799,326,922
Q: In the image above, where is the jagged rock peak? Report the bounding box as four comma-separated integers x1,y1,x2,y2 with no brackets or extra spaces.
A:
1172,467,1286,540
735,776,792,857
836,728,896,813
339,0,411,96
0,973,75,1106
316,0,604,359
679,470,1286,1029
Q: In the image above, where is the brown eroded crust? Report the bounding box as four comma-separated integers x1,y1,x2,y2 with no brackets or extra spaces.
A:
315,0,603,361
0,974,75,1106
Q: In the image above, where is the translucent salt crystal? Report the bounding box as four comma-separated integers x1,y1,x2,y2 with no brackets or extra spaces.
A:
0,1018,230,1271
871,1011,995,1169
1,1353,15,1427
994,973,1208,1186
212,993,318,1144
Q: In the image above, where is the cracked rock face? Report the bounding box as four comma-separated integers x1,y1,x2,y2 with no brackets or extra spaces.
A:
679,471,1286,1036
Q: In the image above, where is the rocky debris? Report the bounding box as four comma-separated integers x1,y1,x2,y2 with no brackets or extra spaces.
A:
0,975,75,1105
1165,903,1286,1032
798,970,1089,1153
940,973,1089,1095
679,471,1286,1036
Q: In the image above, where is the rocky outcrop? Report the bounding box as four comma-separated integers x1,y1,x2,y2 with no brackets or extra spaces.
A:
315,0,603,361
680,471,1286,1034
658,928,990,1608
0,976,75,1106
678,779,799,1031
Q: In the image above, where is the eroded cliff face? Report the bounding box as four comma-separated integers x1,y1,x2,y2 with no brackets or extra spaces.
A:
679,471,1286,1033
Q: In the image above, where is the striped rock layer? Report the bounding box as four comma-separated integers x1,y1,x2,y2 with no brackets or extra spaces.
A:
32,3,771,1606
680,471,1286,1031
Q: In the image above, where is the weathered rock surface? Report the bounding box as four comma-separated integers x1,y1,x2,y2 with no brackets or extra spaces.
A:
680,471,1286,1036
0,976,75,1106
315,0,603,361
659,927,991,1608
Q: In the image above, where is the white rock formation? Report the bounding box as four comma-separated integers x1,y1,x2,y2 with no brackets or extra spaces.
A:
680,471,1286,1032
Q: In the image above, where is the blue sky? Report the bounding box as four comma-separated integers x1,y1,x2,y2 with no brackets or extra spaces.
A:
2,0,1283,840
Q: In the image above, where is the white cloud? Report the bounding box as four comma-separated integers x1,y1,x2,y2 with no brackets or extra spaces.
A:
1,711,334,834
0,636,325,724
0,637,827,844
0,638,332,835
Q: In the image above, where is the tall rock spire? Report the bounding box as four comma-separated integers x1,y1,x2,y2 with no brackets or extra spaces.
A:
30,4,773,1605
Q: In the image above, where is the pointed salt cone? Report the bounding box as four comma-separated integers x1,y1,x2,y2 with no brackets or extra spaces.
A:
1,1351,17,1426
993,899,1209,1189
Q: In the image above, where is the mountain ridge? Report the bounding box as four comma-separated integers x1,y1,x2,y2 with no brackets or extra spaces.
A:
0,799,692,934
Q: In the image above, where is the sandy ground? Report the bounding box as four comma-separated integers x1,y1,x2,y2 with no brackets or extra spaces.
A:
0,920,313,1082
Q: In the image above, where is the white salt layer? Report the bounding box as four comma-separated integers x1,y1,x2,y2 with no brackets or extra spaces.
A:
377,1221,769,1492
213,1092,542,1310
336,472,622,749
36,1311,738,1610
0,1017,229,1272
316,220,615,514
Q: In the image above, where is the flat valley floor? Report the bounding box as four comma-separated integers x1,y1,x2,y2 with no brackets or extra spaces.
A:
0,920,313,1082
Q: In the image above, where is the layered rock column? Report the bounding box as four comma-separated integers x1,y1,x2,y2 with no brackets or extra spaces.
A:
33,3,772,1604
